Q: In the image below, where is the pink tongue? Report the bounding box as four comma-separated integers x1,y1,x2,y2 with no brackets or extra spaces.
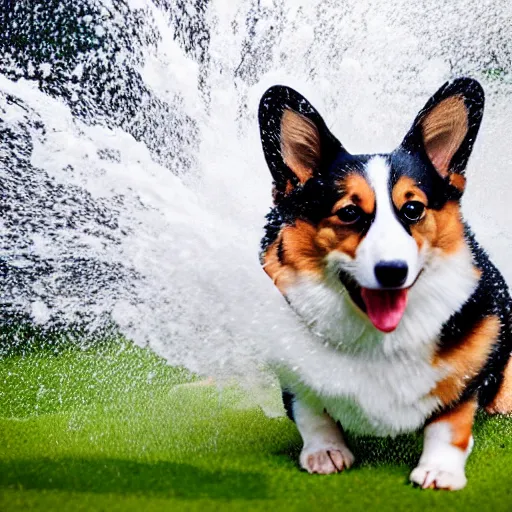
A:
360,288,408,333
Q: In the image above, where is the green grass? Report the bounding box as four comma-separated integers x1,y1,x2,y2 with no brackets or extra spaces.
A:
1,342,512,511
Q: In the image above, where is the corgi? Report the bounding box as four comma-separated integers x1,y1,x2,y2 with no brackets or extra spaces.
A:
258,78,512,490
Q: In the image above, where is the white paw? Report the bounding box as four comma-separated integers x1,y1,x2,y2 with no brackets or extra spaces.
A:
410,465,467,490
300,444,355,475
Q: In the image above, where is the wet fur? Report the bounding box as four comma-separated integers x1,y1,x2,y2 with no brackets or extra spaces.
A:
258,78,512,488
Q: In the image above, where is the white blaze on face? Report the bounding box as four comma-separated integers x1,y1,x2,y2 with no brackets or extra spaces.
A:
354,156,422,289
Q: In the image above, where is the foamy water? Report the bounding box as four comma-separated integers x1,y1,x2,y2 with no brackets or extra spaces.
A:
1,0,511,390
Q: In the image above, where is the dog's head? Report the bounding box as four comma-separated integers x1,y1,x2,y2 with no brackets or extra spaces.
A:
259,78,484,333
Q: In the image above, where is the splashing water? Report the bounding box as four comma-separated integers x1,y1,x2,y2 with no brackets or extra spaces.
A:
2,1,512,388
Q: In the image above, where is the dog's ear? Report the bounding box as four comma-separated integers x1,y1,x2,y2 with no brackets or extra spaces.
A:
401,78,484,193
259,86,344,202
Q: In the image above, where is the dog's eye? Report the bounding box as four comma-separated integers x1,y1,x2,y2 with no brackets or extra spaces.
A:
400,201,425,223
336,205,362,224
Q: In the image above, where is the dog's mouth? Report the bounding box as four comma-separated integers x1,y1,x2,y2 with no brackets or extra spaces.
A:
339,271,408,333
360,288,408,333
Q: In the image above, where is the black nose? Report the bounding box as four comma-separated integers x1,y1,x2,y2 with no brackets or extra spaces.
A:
374,260,408,288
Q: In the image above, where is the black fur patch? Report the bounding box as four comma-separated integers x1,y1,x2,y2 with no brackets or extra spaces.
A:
282,389,295,421
277,238,285,264
440,226,512,408
260,176,338,252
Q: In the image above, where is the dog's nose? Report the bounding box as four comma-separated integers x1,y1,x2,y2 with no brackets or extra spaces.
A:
374,260,408,288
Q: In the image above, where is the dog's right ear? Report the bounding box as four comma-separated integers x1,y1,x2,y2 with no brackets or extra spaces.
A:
258,86,344,202
400,78,484,195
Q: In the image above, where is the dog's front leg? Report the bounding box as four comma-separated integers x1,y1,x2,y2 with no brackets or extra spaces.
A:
410,398,477,490
291,398,355,474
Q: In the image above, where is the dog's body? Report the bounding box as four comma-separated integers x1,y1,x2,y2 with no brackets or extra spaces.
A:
258,79,512,490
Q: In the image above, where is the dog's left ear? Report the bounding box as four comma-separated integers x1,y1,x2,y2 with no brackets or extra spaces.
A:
401,78,484,193
259,85,344,202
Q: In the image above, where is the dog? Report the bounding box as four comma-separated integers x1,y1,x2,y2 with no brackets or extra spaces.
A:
257,78,512,490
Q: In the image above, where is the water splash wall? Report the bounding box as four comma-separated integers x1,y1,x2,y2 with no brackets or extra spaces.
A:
1,0,512,382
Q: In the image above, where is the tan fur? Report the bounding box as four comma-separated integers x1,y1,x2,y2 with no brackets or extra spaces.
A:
262,220,329,294
432,315,501,406
420,96,468,179
429,202,467,253
391,176,428,210
430,399,477,451
449,173,467,192
280,217,365,270
317,218,365,259
281,109,321,184
281,220,326,274
390,178,465,254
404,200,465,254
333,173,376,215
262,238,297,293
486,356,512,415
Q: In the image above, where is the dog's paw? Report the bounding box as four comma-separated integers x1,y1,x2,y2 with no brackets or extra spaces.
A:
410,465,467,490
300,444,355,475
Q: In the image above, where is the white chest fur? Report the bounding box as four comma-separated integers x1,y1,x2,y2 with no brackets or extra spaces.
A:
271,246,478,436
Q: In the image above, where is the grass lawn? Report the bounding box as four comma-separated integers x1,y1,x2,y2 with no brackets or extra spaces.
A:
1,341,511,511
